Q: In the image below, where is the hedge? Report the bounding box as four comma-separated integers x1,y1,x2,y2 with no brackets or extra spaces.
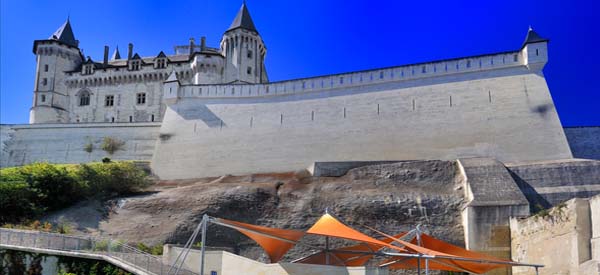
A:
0,162,150,224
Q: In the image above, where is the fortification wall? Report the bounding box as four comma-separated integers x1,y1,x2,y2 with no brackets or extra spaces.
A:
0,122,160,167
152,64,572,179
510,197,597,275
564,126,600,160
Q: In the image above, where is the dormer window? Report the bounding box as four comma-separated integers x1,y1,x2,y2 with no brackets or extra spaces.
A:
129,53,143,71
83,64,93,75
130,60,141,71
154,51,167,69
156,58,167,69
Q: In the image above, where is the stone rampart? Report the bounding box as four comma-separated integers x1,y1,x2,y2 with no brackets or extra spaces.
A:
510,196,599,275
564,126,600,160
0,122,160,167
152,65,572,179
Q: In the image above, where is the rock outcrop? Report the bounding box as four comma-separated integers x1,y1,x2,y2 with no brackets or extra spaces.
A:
44,160,466,263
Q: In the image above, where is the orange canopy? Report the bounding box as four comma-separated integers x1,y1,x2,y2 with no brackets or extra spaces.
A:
306,213,404,251
212,214,533,274
216,218,305,263
381,233,514,274
295,232,408,266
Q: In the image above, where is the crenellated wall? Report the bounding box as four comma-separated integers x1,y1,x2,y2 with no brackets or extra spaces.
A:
176,49,525,99
151,57,572,179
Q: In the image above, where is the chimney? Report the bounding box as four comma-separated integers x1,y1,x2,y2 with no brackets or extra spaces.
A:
201,37,206,51
103,45,109,65
189,38,195,55
128,43,133,60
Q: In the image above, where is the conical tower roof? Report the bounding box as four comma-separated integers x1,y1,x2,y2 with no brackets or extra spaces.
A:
522,26,548,47
50,18,78,47
111,46,121,60
227,2,257,33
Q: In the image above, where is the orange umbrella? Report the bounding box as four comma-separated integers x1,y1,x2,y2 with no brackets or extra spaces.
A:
216,218,305,263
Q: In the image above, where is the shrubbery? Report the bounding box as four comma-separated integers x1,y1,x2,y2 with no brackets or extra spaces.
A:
0,162,150,224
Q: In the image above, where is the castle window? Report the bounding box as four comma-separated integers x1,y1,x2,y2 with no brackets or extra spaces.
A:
130,60,141,71
84,65,93,75
129,116,133,122
151,114,155,122
466,60,471,68
422,66,426,73
41,95,46,102
247,67,252,75
44,65,49,72
43,78,47,86
79,92,90,106
513,54,518,62
136,93,146,105
105,95,114,107
247,50,253,59
156,58,166,69
536,49,539,56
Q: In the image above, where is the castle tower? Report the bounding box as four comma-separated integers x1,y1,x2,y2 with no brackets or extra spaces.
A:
521,26,549,72
30,18,82,124
221,2,268,84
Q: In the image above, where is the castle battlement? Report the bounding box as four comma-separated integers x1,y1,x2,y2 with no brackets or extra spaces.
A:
173,48,535,101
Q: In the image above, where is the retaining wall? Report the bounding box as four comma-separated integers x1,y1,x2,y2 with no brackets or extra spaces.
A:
0,122,160,167
152,66,572,179
564,126,600,160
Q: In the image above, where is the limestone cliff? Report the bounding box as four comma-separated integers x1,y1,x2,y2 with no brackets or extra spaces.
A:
43,160,466,263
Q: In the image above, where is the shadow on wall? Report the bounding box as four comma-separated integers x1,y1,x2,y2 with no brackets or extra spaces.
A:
530,103,553,118
175,104,226,128
508,170,551,213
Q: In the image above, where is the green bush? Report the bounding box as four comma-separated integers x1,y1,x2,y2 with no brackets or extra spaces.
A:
100,137,124,155
75,162,150,197
0,181,40,224
0,162,150,225
135,242,164,255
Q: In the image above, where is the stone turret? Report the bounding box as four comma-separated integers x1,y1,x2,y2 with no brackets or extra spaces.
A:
163,70,181,104
521,26,549,72
220,2,268,84
30,18,82,124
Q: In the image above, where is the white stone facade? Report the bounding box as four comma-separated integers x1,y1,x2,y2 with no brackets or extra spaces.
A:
3,5,578,178
150,37,573,179
29,3,267,124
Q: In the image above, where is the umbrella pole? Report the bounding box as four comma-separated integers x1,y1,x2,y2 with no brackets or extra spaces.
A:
416,224,422,275
425,258,429,275
200,214,208,275
325,236,330,265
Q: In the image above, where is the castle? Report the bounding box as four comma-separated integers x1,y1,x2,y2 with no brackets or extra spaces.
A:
1,3,598,179
2,5,600,274
30,3,267,124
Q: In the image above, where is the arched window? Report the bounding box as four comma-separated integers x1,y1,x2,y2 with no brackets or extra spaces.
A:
79,90,90,106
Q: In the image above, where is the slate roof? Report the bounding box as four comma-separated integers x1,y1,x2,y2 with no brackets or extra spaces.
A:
227,2,257,33
111,47,121,60
156,51,167,59
50,18,78,47
522,27,548,47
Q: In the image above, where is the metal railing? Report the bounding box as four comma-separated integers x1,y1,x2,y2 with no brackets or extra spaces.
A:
0,228,198,275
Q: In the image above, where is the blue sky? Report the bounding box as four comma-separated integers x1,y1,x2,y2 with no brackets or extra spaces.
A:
1,0,598,126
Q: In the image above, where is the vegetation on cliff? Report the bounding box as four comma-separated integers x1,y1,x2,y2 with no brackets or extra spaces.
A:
0,162,150,225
